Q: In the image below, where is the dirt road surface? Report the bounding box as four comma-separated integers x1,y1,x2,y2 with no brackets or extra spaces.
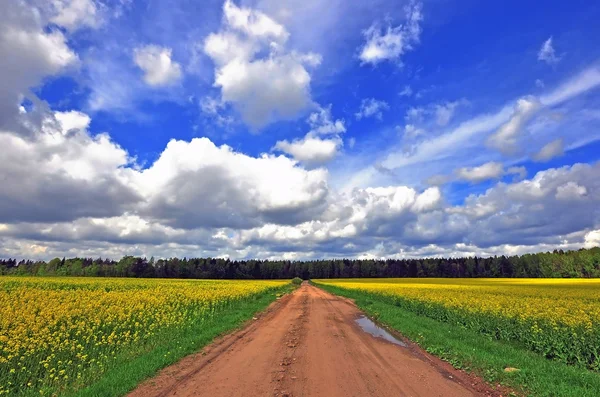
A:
130,283,499,397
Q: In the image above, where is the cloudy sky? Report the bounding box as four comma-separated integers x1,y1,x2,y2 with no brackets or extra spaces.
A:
1,0,599,261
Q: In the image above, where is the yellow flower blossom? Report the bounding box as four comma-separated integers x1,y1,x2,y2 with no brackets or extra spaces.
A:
0,276,287,395
316,278,600,369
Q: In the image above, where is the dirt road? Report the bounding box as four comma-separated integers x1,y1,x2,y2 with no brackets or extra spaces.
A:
130,283,498,397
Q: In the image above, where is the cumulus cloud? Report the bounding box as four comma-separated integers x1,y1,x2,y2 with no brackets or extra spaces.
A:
134,45,182,87
2,133,599,260
55,110,91,131
584,230,600,249
487,96,541,154
455,162,504,183
274,136,341,165
538,36,560,65
1,1,600,261
49,0,101,31
455,162,526,183
359,1,423,65
306,105,346,135
355,98,389,120
274,105,346,164
134,137,330,229
533,138,564,162
0,111,140,223
0,120,331,231
238,185,442,247
203,0,320,129
449,162,600,248
0,1,78,134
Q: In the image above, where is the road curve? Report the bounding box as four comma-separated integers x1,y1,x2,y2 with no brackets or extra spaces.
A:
129,282,497,397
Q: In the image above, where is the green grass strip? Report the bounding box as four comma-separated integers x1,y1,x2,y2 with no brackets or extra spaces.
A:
65,285,292,397
314,283,600,397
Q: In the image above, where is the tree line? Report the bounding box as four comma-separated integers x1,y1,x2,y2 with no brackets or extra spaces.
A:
1,247,599,279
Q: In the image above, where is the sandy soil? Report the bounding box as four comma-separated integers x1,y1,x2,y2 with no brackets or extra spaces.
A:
129,282,503,397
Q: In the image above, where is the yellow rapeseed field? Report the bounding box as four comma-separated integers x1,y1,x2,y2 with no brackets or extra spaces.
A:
315,278,600,369
0,277,287,396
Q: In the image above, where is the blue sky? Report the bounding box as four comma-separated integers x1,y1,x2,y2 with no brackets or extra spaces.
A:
0,0,599,260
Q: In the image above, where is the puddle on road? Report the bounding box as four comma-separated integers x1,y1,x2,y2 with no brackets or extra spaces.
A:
355,316,406,347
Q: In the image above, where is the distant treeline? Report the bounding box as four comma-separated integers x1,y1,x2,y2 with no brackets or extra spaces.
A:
1,247,600,279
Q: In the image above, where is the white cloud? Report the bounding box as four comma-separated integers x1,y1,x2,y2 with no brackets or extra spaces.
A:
584,229,600,249
455,162,526,183
49,0,100,31
355,98,389,120
134,45,182,87
134,137,329,229
538,36,560,65
274,105,346,164
215,55,317,127
359,1,423,65
0,111,139,223
238,185,442,247
533,138,564,162
54,110,91,132
443,162,600,248
374,67,600,187
306,105,346,135
555,181,587,201
2,1,600,261
535,79,545,88
222,0,289,41
426,174,451,186
199,96,234,126
356,67,600,192
203,0,320,129
402,124,425,139
540,66,600,106
405,106,425,123
434,100,463,126
455,162,504,183
381,107,512,171
274,136,341,165
402,100,466,128
507,166,527,180
0,1,78,134
399,85,413,97
2,117,600,261
487,96,541,154
347,137,356,149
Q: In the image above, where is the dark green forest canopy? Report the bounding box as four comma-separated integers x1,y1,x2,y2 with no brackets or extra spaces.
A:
2,247,599,279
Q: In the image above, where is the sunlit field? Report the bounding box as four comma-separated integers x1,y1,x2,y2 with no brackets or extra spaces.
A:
0,277,288,396
314,278,600,370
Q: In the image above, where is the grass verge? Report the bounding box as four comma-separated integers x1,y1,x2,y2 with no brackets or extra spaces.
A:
67,285,293,397
314,282,600,397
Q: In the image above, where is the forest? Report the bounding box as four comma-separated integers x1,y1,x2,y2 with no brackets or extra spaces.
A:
1,247,599,279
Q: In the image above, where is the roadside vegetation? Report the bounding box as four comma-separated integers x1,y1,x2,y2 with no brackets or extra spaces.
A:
314,279,600,397
0,277,290,397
